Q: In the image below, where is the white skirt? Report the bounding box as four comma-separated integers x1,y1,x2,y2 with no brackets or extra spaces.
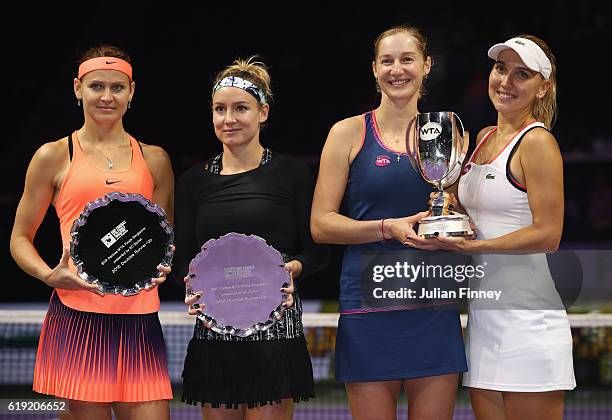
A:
463,309,576,392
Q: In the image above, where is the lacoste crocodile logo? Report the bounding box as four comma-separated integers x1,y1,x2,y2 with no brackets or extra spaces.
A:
485,174,495,180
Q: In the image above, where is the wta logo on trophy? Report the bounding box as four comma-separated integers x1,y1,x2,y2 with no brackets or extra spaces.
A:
419,122,443,141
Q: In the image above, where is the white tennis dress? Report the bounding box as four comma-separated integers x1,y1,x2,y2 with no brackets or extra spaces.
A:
459,122,576,391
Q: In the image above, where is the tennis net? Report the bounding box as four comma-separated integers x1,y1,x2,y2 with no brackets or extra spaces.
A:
1,307,611,419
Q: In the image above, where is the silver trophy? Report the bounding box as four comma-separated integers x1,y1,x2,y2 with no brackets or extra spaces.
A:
406,111,473,238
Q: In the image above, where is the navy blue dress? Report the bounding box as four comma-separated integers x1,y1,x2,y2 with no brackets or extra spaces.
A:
335,111,467,382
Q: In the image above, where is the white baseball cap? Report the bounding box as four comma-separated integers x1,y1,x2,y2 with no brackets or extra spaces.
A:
488,37,552,80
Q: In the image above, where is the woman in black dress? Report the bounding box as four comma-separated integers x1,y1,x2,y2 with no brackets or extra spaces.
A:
174,57,329,420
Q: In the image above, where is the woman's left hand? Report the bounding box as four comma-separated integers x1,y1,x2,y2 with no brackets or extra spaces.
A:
431,236,477,252
403,235,445,250
146,245,175,289
280,261,301,313
404,223,478,251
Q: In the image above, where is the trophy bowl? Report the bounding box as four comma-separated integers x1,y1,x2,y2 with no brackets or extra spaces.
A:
406,111,474,238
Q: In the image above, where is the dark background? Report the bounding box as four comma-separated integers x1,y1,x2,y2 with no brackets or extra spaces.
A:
2,1,611,303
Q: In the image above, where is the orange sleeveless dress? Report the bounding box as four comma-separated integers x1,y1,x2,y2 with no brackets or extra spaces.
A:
33,132,172,402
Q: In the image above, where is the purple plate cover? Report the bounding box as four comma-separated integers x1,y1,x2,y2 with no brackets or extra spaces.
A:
187,233,290,337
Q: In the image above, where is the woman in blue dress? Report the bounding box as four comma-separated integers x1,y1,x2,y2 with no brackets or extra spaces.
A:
311,25,467,420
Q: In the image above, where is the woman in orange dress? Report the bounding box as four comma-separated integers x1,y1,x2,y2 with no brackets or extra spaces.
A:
10,45,174,420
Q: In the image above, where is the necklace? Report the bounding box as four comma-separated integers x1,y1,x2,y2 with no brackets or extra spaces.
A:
88,132,129,170
376,113,409,162
95,148,115,170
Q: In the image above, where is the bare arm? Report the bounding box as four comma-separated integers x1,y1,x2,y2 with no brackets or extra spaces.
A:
437,128,563,253
142,143,175,285
10,140,102,293
311,117,428,245
142,143,175,224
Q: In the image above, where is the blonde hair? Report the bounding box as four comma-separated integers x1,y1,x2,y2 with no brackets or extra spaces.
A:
373,25,431,97
516,34,558,128
213,56,272,104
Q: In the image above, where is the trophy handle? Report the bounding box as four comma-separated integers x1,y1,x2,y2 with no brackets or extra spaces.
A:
439,112,468,188
454,113,468,165
405,114,421,173
454,113,465,138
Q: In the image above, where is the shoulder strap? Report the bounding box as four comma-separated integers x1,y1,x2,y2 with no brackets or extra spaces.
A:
128,136,145,160
505,123,548,192
68,133,74,161
467,127,497,163
360,112,370,147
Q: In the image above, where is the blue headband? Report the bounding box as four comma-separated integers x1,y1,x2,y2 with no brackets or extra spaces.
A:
212,76,267,104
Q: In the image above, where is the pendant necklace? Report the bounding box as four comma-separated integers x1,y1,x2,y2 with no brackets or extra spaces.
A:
91,133,129,170
376,114,405,162
96,148,115,169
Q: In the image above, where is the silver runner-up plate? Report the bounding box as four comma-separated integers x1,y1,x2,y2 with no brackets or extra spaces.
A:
187,233,290,337
70,192,174,296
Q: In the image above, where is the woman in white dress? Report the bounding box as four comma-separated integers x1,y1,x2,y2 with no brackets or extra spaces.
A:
409,34,576,419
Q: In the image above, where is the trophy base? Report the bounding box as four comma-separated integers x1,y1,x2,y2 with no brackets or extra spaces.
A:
417,214,473,239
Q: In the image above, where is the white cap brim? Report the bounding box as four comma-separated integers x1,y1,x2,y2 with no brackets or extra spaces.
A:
487,37,552,80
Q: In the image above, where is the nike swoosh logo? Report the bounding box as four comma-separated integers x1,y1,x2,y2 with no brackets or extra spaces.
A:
105,61,116,64
105,179,123,185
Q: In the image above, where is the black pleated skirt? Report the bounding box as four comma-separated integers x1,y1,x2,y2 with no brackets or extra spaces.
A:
182,334,314,408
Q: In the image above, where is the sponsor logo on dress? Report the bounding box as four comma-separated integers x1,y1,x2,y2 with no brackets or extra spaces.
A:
486,173,495,179
375,155,392,167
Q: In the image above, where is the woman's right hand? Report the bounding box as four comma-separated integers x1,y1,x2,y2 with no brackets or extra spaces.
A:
184,274,205,316
44,248,104,295
384,212,448,251
384,211,430,243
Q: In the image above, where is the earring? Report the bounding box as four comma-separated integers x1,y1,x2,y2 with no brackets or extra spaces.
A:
128,101,131,109
77,99,81,107
424,74,429,79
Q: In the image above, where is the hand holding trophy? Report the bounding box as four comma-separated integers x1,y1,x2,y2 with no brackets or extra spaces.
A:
407,112,474,238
